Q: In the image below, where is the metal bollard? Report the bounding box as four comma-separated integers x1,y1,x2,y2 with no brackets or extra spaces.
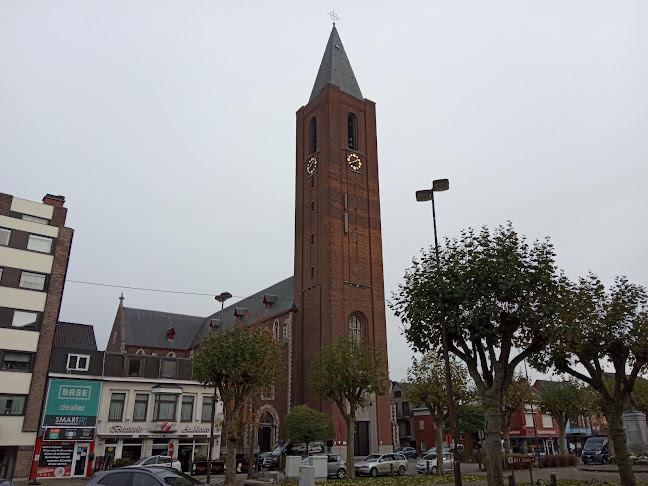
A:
390,463,394,476
508,474,516,486
550,473,557,486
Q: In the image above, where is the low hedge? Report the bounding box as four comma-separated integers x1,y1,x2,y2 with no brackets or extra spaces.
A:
540,454,579,468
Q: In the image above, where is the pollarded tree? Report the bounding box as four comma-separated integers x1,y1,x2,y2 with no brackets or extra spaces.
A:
391,224,564,486
501,374,535,455
307,335,389,479
402,354,474,474
551,274,648,486
537,379,594,455
280,405,334,457
193,323,283,485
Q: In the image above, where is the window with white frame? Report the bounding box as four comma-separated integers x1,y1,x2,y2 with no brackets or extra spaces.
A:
273,320,279,340
133,394,149,422
19,271,46,291
167,351,176,358
524,412,535,426
27,235,53,254
181,396,194,422
349,313,363,342
201,396,213,422
0,228,10,246
283,322,289,343
136,349,145,355
153,394,177,421
108,393,126,421
421,441,426,452
419,419,425,431
261,386,275,400
12,311,38,328
542,414,553,428
66,354,90,371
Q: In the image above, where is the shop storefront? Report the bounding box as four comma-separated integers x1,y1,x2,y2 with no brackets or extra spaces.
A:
508,427,558,455
36,379,102,479
96,424,214,473
95,381,222,475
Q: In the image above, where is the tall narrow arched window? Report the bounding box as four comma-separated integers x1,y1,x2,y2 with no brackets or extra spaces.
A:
273,320,280,340
309,117,317,154
349,313,363,342
347,113,357,151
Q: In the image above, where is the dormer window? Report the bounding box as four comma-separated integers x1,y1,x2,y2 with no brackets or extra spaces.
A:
209,319,220,331
66,354,90,372
234,307,247,319
167,327,175,341
263,294,277,310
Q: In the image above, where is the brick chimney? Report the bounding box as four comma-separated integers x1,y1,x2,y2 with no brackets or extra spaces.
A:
42,194,65,207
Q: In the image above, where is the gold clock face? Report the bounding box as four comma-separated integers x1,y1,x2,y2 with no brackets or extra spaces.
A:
306,157,317,175
347,153,362,171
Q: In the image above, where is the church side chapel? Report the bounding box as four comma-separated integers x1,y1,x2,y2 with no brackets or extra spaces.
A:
105,24,392,457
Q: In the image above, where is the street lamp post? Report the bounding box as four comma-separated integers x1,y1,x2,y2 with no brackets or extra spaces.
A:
205,291,232,485
416,179,462,486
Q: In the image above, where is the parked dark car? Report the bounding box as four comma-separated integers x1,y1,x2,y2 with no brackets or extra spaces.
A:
581,437,609,465
85,466,200,485
395,447,418,459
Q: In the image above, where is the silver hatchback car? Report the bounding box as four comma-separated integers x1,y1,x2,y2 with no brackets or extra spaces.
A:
301,454,347,479
354,453,408,477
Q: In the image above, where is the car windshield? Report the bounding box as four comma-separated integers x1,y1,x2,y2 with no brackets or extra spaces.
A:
423,454,437,460
362,455,381,462
153,468,201,485
583,439,605,451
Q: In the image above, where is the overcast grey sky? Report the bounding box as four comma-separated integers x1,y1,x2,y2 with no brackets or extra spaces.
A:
2,1,647,382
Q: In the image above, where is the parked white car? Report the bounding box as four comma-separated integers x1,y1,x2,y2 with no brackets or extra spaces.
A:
131,455,182,471
354,453,408,477
416,452,453,474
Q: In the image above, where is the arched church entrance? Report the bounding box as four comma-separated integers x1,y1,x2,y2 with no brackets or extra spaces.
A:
257,408,278,452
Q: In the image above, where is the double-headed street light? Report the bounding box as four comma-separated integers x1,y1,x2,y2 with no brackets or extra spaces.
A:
205,291,232,485
416,179,462,486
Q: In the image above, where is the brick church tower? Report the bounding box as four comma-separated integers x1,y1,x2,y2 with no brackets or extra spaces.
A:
293,26,392,455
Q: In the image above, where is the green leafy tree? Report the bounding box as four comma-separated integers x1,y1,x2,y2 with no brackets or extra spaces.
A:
455,404,485,445
402,354,474,474
193,323,283,485
280,405,334,455
307,335,389,479
391,224,563,486
633,377,648,418
551,274,648,486
537,379,594,455
501,374,534,455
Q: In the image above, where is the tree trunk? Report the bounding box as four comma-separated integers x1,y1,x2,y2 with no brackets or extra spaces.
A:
605,406,636,486
483,393,505,486
557,419,567,456
247,418,255,479
345,415,356,479
502,414,512,456
224,405,241,485
434,415,445,474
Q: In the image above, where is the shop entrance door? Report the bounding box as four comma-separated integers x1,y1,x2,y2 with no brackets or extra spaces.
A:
72,444,89,477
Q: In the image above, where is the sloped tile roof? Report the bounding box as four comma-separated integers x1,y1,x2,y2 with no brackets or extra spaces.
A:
55,322,98,350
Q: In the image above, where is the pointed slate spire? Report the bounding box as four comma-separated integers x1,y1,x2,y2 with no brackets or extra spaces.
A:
309,26,363,102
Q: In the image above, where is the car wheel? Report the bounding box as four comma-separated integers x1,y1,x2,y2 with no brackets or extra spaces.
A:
336,468,346,479
398,466,405,476
370,467,378,477
430,466,437,475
